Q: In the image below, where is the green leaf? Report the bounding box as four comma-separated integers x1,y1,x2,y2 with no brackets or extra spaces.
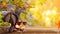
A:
39,0,45,4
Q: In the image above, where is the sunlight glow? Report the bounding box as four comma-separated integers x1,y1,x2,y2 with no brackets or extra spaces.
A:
46,10,51,16
45,17,51,27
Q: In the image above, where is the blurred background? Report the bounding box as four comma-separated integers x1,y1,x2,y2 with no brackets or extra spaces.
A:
0,0,60,28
